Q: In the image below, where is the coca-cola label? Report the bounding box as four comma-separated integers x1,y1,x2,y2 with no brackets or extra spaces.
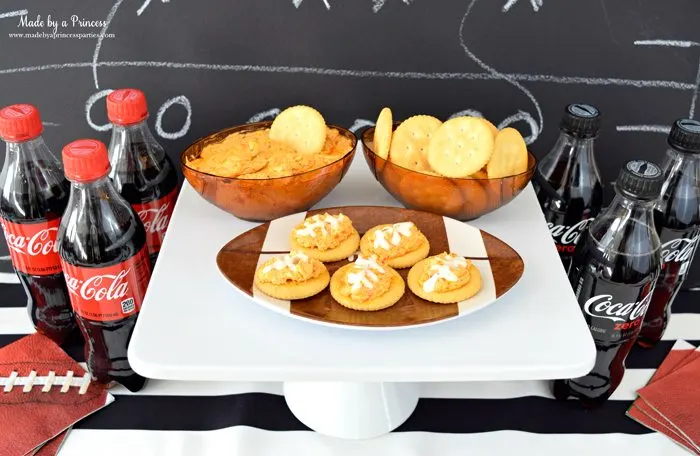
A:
660,234,699,277
0,217,62,275
548,218,594,255
61,247,151,322
572,268,656,343
131,188,178,256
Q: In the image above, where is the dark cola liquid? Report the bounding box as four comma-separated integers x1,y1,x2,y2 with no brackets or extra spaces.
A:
108,139,178,268
552,233,658,407
534,160,603,272
637,210,700,346
0,160,78,345
59,185,148,392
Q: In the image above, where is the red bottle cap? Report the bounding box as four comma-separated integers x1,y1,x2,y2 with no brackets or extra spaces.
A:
106,89,149,125
0,104,44,142
62,139,111,183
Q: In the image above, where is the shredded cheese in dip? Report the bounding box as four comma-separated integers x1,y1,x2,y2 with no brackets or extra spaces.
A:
258,251,324,285
292,213,354,251
373,222,414,250
339,255,392,302
420,253,471,293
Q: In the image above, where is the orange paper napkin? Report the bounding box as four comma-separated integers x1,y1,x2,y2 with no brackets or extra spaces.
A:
627,340,700,454
0,333,114,456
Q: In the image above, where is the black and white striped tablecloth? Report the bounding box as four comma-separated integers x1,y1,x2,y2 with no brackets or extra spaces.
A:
1,254,697,455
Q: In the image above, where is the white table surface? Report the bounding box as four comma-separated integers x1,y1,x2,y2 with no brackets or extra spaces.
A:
128,147,597,383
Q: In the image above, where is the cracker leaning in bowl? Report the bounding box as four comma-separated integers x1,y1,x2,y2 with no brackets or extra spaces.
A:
407,252,482,304
370,107,529,179
359,221,430,269
289,212,360,262
254,251,330,300
330,254,405,311
186,105,353,179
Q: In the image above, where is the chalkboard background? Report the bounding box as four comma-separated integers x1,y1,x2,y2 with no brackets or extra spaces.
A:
1,0,699,285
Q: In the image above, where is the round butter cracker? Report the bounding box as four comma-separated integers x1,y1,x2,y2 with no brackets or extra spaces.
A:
389,115,442,172
427,116,494,178
290,230,360,263
330,264,405,311
359,225,430,269
373,107,393,160
407,260,482,304
269,105,327,155
254,267,330,300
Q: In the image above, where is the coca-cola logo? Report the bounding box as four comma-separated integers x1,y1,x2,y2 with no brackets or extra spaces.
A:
583,293,651,323
661,236,699,263
1,225,59,257
548,218,593,245
137,203,171,235
65,269,130,302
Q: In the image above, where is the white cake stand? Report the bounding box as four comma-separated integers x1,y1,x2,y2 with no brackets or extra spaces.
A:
128,153,596,439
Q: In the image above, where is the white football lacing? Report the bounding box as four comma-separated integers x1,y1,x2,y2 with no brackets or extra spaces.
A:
0,370,92,394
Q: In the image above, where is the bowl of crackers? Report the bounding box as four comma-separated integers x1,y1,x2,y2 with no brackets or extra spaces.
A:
181,105,357,221
361,107,536,221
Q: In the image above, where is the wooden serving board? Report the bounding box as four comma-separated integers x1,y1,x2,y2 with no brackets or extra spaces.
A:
216,206,524,330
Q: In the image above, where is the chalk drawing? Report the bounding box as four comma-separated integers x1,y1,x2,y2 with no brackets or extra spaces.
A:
247,108,280,123
155,95,192,140
293,0,331,10
137,0,170,16
634,40,700,48
448,109,484,119
0,61,693,90
85,89,115,132
41,122,61,127
502,0,542,13
92,0,125,89
373,0,412,13
498,111,539,144
460,0,544,143
616,125,670,134
0,10,28,20
349,118,375,133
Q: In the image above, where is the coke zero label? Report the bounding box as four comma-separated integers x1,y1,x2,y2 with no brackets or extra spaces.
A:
131,188,177,255
0,218,62,275
61,247,150,322
583,293,651,324
548,218,594,254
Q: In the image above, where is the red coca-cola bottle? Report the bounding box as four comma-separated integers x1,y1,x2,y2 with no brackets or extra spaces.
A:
0,104,78,345
58,139,150,392
533,104,604,272
637,119,700,347
106,89,179,269
552,160,663,407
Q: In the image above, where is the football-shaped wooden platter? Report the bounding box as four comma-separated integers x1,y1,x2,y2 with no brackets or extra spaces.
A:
216,206,524,330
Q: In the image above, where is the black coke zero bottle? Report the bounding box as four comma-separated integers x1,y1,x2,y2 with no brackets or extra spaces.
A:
534,103,604,272
552,160,663,407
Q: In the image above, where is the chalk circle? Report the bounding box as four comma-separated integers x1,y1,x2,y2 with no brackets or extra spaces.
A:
85,89,115,132
156,95,192,140
498,110,539,145
247,108,281,124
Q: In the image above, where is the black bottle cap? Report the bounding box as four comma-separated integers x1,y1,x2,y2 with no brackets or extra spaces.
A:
559,103,602,138
667,118,700,153
616,160,664,200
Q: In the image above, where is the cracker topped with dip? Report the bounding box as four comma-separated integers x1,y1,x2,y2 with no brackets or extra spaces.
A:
407,252,482,304
186,105,353,179
253,251,330,300
359,221,430,269
329,254,405,311
289,212,361,262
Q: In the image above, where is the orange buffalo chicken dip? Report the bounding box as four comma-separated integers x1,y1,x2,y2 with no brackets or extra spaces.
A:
292,213,355,251
187,125,352,179
337,255,393,302
418,253,471,293
256,252,326,285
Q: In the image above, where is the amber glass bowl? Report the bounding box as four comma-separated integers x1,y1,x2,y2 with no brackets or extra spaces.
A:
181,121,356,222
361,125,536,221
